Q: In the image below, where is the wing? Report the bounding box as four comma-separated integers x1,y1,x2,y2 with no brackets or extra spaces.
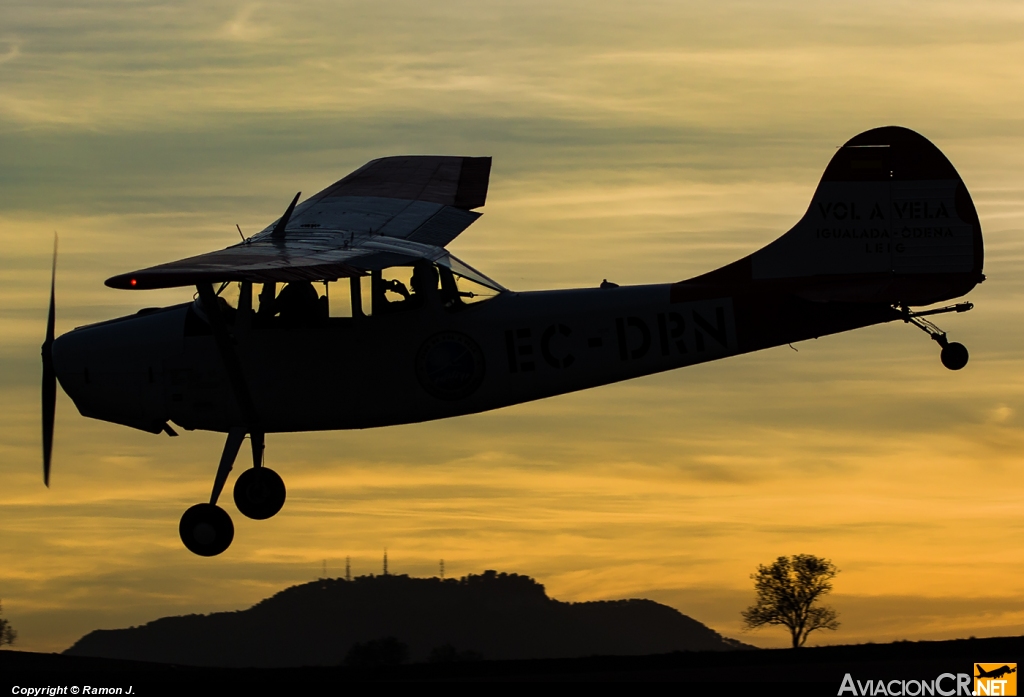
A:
106,156,502,290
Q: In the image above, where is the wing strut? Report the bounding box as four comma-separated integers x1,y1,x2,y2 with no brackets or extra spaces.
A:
196,283,264,505
196,284,259,425
210,427,246,505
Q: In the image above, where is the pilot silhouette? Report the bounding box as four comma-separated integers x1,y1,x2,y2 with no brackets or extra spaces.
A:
275,281,322,324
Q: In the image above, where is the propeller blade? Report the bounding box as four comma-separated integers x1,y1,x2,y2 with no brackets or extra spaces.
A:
42,234,57,487
270,192,301,239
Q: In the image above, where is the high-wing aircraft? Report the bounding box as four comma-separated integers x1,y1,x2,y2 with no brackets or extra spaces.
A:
41,126,983,556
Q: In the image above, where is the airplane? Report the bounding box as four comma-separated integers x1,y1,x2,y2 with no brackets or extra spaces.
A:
40,125,984,556
975,665,1016,680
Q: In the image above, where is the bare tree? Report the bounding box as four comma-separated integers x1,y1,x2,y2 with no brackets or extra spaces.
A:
0,600,16,648
741,554,839,648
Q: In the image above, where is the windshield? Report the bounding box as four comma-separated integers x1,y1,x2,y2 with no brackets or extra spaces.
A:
438,254,506,294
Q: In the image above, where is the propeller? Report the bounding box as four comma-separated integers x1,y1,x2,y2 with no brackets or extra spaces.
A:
41,234,57,487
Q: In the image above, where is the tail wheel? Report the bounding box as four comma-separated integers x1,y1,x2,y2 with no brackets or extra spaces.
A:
899,304,973,372
233,467,286,520
179,503,234,556
940,342,969,371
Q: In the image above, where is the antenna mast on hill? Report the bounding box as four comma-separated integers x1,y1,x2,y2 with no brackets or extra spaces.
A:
440,559,445,579
383,548,388,576
322,559,326,579
345,556,351,582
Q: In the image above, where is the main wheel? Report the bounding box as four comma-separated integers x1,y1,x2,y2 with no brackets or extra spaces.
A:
233,467,286,520
179,503,234,556
941,342,969,371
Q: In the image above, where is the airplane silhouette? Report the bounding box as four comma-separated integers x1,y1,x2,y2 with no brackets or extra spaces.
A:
40,126,983,555
976,665,1017,680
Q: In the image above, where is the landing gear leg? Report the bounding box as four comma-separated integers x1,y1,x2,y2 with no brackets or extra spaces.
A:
233,431,287,520
900,303,972,371
179,428,244,556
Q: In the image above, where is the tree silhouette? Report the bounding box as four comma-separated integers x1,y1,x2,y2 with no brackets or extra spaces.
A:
0,600,16,648
741,554,839,648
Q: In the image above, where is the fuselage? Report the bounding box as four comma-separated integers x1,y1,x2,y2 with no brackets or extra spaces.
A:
51,279,902,435
54,127,984,439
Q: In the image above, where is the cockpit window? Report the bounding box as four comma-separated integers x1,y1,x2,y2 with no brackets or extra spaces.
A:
449,272,499,305
198,260,503,325
439,254,506,294
215,281,242,310
322,261,502,317
371,263,438,315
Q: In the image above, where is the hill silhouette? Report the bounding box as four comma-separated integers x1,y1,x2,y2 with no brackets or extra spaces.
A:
63,570,751,667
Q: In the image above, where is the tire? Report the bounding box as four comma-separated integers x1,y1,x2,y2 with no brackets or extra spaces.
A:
940,342,969,371
233,467,287,520
179,503,234,556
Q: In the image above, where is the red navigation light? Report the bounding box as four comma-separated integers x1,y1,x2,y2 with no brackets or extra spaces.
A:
130,278,137,286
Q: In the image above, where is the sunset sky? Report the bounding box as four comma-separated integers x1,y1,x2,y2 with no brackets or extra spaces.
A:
2,0,1024,653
